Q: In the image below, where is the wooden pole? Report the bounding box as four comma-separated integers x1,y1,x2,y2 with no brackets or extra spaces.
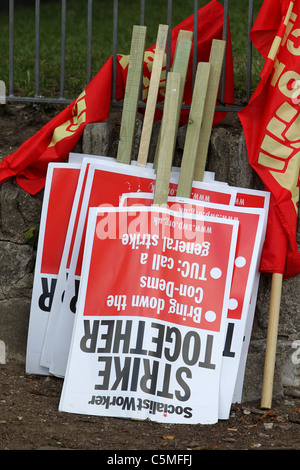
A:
193,39,226,182
153,30,193,170
0,80,6,105
153,72,181,206
176,61,210,197
259,3,294,409
260,272,283,409
117,25,147,164
137,24,168,167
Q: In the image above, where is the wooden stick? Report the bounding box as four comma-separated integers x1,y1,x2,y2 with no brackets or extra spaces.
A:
117,25,147,165
153,72,181,206
171,30,193,83
193,39,226,182
169,30,193,137
137,24,169,167
260,272,283,409
0,80,6,104
176,61,210,197
259,3,294,410
153,30,193,170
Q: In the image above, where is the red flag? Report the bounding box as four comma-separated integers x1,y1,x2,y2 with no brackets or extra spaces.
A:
239,0,300,279
249,0,292,58
0,0,233,195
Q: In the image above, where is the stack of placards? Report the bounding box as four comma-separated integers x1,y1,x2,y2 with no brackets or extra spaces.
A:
25,24,270,424
26,153,269,424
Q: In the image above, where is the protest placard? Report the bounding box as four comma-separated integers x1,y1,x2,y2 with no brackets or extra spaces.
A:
28,151,218,375
119,191,269,416
47,160,237,378
59,205,239,424
44,158,157,376
40,158,94,369
169,197,267,419
25,163,81,375
231,187,270,404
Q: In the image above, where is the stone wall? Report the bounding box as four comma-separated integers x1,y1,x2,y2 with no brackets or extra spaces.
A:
0,109,299,403
0,180,43,362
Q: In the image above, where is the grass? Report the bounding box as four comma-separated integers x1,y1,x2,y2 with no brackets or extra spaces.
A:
0,0,264,103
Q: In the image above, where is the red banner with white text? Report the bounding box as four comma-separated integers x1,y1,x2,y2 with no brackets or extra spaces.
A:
239,0,300,278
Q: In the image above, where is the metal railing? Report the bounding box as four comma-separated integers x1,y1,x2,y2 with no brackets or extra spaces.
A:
6,0,255,112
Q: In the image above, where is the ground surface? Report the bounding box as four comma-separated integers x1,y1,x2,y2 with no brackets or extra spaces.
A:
0,362,300,451
0,104,300,453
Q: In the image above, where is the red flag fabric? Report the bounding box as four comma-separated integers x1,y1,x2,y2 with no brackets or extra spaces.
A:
249,0,292,58
239,0,300,279
0,0,233,195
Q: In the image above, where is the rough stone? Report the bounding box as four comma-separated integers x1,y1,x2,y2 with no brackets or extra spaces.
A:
0,179,43,242
0,298,31,363
0,179,42,363
82,121,116,157
0,241,34,300
207,127,263,191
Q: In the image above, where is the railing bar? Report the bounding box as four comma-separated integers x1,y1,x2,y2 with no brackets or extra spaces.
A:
220,0,228,105
59,0,66,99
6,93,243,112
166,0,172,73
35,0,40,97
139,0,146,103
112,0,118,103
193,0,198,86
246,0,254,102
7,95,72,104
87,0,93,83
8,0,14,97
140,0,145,26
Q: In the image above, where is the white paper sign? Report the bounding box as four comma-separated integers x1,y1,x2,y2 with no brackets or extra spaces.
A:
119,192,268,418
48,160,237,378
59,206,239,424
26,163,81,375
